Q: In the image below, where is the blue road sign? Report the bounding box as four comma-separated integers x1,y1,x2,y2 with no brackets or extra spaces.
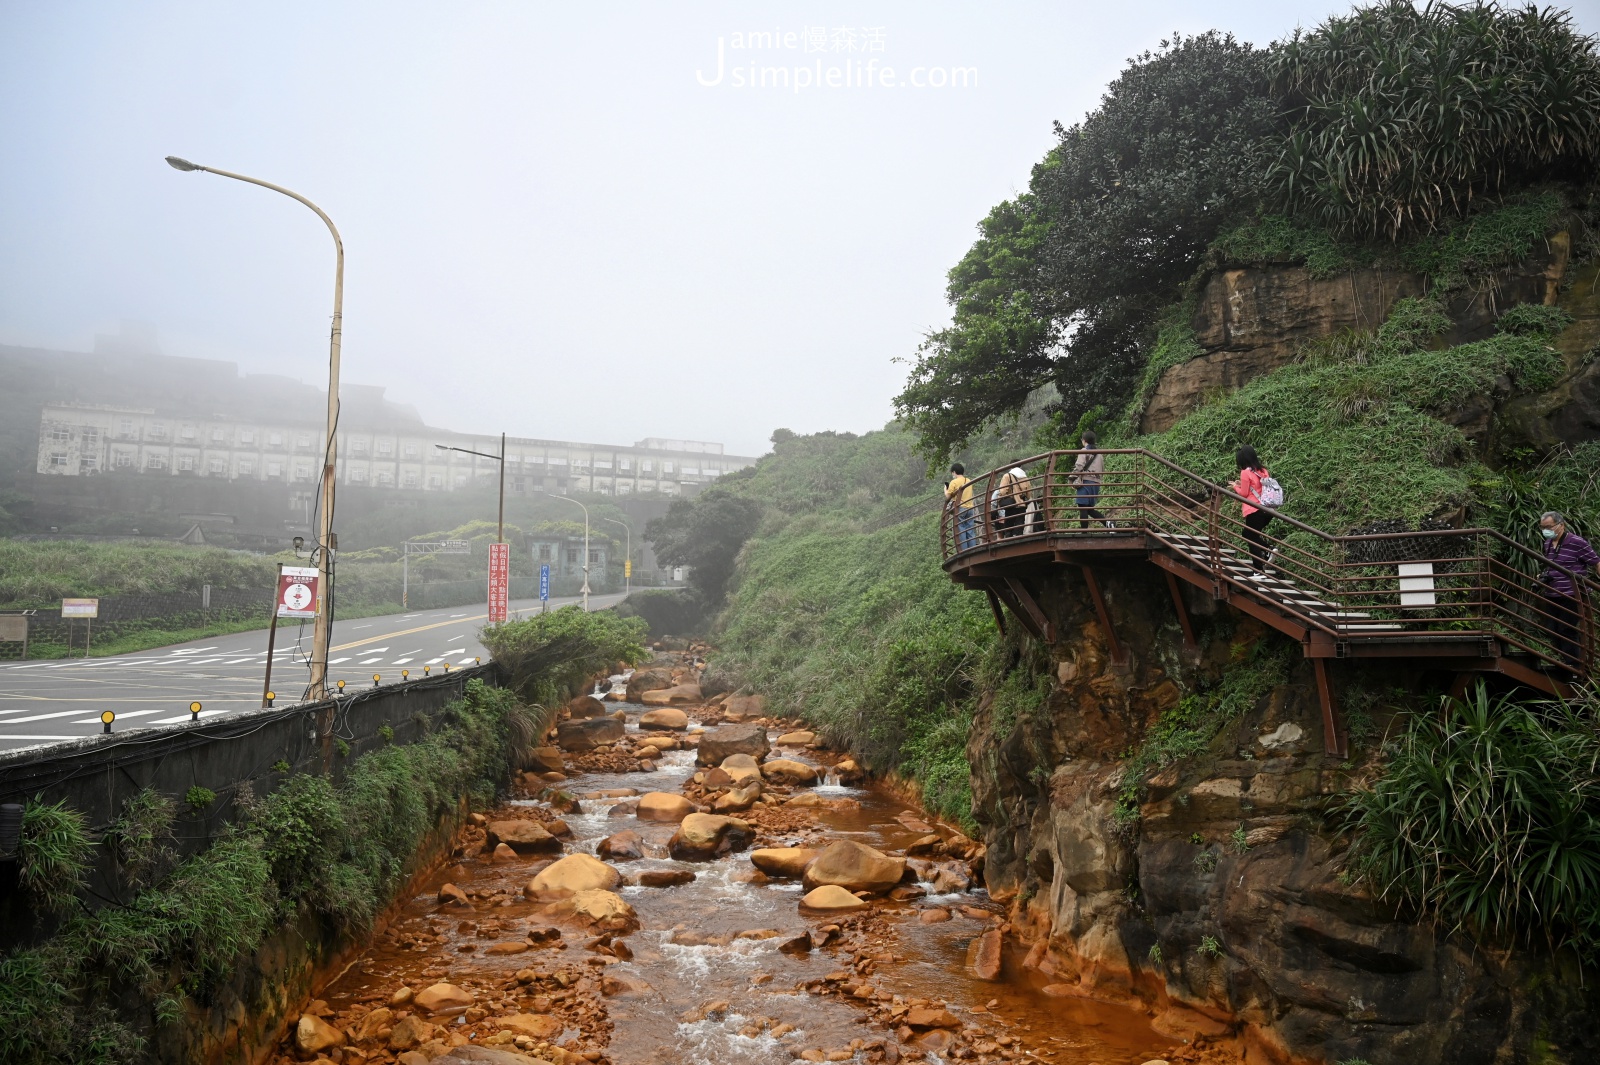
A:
539,564,550,601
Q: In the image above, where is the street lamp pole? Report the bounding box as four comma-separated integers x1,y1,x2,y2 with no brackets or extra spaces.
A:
554,496,590,612
166,155,342,700
601,516,630,597
435,436,506,543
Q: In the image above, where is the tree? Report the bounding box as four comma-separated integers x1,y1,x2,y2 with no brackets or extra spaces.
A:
644,490,762,607
896,33,1278,461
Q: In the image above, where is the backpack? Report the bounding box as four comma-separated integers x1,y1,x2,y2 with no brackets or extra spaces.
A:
1257,473,1285,508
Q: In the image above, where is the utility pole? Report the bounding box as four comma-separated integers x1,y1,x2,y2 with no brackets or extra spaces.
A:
166,156,342,701
602,516,631,597
554,495,590,612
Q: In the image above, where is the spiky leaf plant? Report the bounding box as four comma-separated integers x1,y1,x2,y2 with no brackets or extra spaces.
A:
1270,1,1600,238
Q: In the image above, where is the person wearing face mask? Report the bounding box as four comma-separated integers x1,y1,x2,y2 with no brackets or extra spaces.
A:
1539,510,1600,680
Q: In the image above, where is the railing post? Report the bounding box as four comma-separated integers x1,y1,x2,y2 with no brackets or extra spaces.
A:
1208,487,1222,591
1045,452,1058,534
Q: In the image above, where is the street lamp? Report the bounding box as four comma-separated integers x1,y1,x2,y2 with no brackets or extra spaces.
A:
601,516,631,597
553,496,590,612
166,155,342,701
435,434,506,542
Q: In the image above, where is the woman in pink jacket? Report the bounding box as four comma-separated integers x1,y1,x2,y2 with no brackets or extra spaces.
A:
1230,445,1275,573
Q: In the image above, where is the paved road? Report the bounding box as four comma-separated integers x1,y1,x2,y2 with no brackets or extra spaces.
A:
0,593,627,752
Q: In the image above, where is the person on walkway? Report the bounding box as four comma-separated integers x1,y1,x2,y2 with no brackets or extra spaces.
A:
945,462,977,552
993,465,1034,539
1070,431,1110,529
1231,446,1275,573
1540,510,1600,680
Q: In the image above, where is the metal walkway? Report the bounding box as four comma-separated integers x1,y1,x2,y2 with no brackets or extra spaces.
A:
942,450,1592,756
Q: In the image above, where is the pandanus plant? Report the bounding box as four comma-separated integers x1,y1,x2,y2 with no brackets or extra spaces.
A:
1267,0,1600,239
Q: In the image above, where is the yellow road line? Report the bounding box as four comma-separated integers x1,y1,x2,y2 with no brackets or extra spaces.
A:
330,612,486,652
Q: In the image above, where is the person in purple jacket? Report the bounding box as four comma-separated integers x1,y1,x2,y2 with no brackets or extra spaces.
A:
1540,510,1600,679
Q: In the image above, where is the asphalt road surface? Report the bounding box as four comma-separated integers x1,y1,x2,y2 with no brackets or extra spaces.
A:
0,593,626,753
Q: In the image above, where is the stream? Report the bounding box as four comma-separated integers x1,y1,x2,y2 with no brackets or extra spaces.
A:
292,685,1178,1065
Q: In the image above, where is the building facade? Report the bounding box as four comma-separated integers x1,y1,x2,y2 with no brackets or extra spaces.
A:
36,404,756,501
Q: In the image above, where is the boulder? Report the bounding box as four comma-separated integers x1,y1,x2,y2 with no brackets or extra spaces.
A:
296,1014,346,1056
438,883,470,907
556,716,624,752
484,941,527,955
749,847,818,878
597,830,644,861
969,928,1003,981
625,668,674,701
760,758,818,785
491,843,518,861
387,1015,434,1050
525,853,621,900
712,782,761,813
527,747,564,773
566,694,606,719
641,683,702,705
355,1007,393,1043
432,1049,556,1065
644,734,678,750
494,1014,563,1040
414,982,475,1014
668,813,754,860
696,724,770,766
635,745,661,760
567,888,638,930
637,868,696,887
636,792,695,823
776,730,816,745
721,694,767,721
905,1007,962,1030
638,707,689,730
833,758,865,784
720,753,759,769
799,885,869,912
802,840,905,895
905,834,943,857
485,821,562,856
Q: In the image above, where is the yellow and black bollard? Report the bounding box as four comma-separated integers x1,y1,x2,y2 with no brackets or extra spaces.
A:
189,701,202,722
372,673,381,688
101,710,115,734
265,691,276,708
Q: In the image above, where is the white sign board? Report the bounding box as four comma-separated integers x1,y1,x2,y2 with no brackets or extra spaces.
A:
61,598,99,618
277,566,320,619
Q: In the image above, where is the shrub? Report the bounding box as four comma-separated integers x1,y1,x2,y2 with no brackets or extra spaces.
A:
17,799,93,915
1269,2,1600,238
1344,683,1600,952
479,606,647,711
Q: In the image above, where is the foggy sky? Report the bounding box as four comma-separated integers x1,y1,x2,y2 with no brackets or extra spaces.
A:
8,2,1578,458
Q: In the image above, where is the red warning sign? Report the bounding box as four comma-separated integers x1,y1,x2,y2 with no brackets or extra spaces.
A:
277,566,320,619
488,543,510,624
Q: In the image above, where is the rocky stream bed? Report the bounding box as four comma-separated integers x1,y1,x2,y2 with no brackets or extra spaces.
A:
266,662,1230,1065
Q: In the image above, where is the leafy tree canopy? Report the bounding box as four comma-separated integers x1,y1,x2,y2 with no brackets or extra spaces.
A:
896,1,1600,462
644,488,763,607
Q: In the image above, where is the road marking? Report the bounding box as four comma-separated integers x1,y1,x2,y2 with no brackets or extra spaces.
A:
394,658,413,664
457,657,477,665
329,613,488,652
449,613,468,618
447,633,465,640
360,658,383,665
351,624,372,629
328,657,351,664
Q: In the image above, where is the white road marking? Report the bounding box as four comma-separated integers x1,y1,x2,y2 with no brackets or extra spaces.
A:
394,658,413,664
360,657,383,665
457,657,477,665
328,657,351,664
351,624,373,629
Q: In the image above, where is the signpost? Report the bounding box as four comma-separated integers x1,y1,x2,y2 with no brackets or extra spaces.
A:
402,539,471,608
540,564,550,614
263,565,319,708
61,598,99,657
488,542,510,624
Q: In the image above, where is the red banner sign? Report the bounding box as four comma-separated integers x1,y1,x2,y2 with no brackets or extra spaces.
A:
487,543,510,624
277,566,320,619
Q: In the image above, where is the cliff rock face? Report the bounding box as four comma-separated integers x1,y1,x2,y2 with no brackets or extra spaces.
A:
1140,235,1581,434
967,564,1595,1064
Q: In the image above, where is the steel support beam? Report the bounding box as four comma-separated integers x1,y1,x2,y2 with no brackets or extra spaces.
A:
1313,657,1347,759
1080,565,1126,664
1164,570,1198,650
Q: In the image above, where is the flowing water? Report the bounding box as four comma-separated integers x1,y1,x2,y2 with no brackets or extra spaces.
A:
313,696,1178,1065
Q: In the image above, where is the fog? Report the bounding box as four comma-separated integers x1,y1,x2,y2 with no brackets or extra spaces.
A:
0,1,1454,458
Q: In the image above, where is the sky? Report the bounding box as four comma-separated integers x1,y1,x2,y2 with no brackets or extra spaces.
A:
8,1,1589,458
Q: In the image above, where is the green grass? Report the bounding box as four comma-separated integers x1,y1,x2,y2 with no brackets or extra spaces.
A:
1133,298,1565,534
0,677,537,1065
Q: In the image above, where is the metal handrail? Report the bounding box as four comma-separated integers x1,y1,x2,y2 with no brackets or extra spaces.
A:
941,449,1597,676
